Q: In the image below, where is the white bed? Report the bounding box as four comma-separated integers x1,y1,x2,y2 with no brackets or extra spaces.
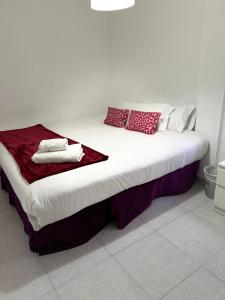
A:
0,115,208,230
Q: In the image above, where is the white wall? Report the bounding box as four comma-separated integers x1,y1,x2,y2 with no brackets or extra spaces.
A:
0,0,110,129
196,0,225,166
217,93,225,163
108,0,225,166
108,0,204,106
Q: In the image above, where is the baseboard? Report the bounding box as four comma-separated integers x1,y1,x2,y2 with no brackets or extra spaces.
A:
214,205,225,216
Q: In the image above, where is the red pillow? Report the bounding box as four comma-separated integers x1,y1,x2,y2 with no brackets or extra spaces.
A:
126,110,161,134
104,107,129,128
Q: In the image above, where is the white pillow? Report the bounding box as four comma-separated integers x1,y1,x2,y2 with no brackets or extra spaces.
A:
122,102,175,131
185,108,197,130
167,105,196,132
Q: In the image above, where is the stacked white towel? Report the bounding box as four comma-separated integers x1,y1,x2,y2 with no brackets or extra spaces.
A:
38,138,68,153
32,139,85,164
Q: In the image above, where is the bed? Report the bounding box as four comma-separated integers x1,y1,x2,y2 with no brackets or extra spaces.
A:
0,115,208,254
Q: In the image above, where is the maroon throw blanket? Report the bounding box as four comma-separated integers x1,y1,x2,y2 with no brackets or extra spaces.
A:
0,124,108,183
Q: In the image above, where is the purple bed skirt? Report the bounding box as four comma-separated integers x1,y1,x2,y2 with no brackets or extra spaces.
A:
0,161,199,255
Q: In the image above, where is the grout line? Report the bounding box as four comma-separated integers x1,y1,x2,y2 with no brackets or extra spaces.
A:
182,198,211,212
148,206,189,231
160,225,225,276
191,206,225,234
153,209,190,233
160,266,202,299
96,190,206,258
54,288,62,300
203,266,225,286
52,254,111,290
31,252,57,298
96,232,150,297
156,230,197,260
179,193,210,211
38,257,56,291
160,231,225,299
37,288,61,300
97,232,150,297
96,221,158,256
202,244,225,267
157,202,225,237
111,255,151,299
55,290,62,300
109,229,156,256
157,222,225,268
96,202,190,258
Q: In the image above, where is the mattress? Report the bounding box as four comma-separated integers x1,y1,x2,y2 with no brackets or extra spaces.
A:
0,115,208,230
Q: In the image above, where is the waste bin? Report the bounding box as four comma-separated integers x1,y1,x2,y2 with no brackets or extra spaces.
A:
203,165,218,199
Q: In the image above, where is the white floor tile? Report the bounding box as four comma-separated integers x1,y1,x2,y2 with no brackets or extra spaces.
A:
1,182,225,300
0,206,20,228
57,258,148,300
0,222,29,263
159,212,225,264
0,251,53,300
194,200,225,230
96,218,154,254
115,232,198,299
40,237,110,288
163,267,225,300
204,248,225,283
0,185,21,226
0,189,10,211
138,196,187,230
178,184,209,211
37,289,60,300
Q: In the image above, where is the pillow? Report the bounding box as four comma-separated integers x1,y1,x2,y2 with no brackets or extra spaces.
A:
122,102,175,131
104,107,129,128
125,110,161,135
185,108,197,130
167,105,196,132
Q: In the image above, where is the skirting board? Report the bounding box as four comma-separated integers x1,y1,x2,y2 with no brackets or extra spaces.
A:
214,205,225,216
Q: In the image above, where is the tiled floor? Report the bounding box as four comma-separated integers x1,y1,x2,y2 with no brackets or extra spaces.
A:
1,182,225,299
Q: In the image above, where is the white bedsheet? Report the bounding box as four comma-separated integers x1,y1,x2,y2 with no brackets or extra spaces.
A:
0,115,208,230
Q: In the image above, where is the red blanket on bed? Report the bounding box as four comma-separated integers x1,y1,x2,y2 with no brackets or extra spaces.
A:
0,124,108,183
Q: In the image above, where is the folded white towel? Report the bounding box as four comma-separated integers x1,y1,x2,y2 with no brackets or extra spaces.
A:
38,138,68,153
32,144,84,164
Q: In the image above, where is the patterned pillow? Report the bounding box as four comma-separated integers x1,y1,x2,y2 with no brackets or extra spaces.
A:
104,107,129,128
126,110,161,134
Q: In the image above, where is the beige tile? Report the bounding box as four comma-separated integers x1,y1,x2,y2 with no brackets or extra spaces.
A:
159,212,225,264
40,238,110,288
194,200,225,230
96,217,154,254
205,248,225,283
139,196,187,230
57,258,148,300
0,222,29,263
164,267,225,300
115,232,198,299
0,251,52,300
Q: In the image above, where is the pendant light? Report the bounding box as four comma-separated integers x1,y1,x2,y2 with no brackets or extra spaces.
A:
91,0,135,11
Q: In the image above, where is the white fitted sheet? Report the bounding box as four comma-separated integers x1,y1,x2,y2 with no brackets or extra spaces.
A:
0,115,208,230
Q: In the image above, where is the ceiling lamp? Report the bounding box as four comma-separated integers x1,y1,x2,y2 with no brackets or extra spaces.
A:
91,0,135,11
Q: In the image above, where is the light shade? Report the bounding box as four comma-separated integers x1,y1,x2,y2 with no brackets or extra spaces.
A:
91,0,135,11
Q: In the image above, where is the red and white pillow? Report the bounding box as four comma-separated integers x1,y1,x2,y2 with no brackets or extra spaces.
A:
125,110,161,135
104,107,129,128
121,102,175,132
